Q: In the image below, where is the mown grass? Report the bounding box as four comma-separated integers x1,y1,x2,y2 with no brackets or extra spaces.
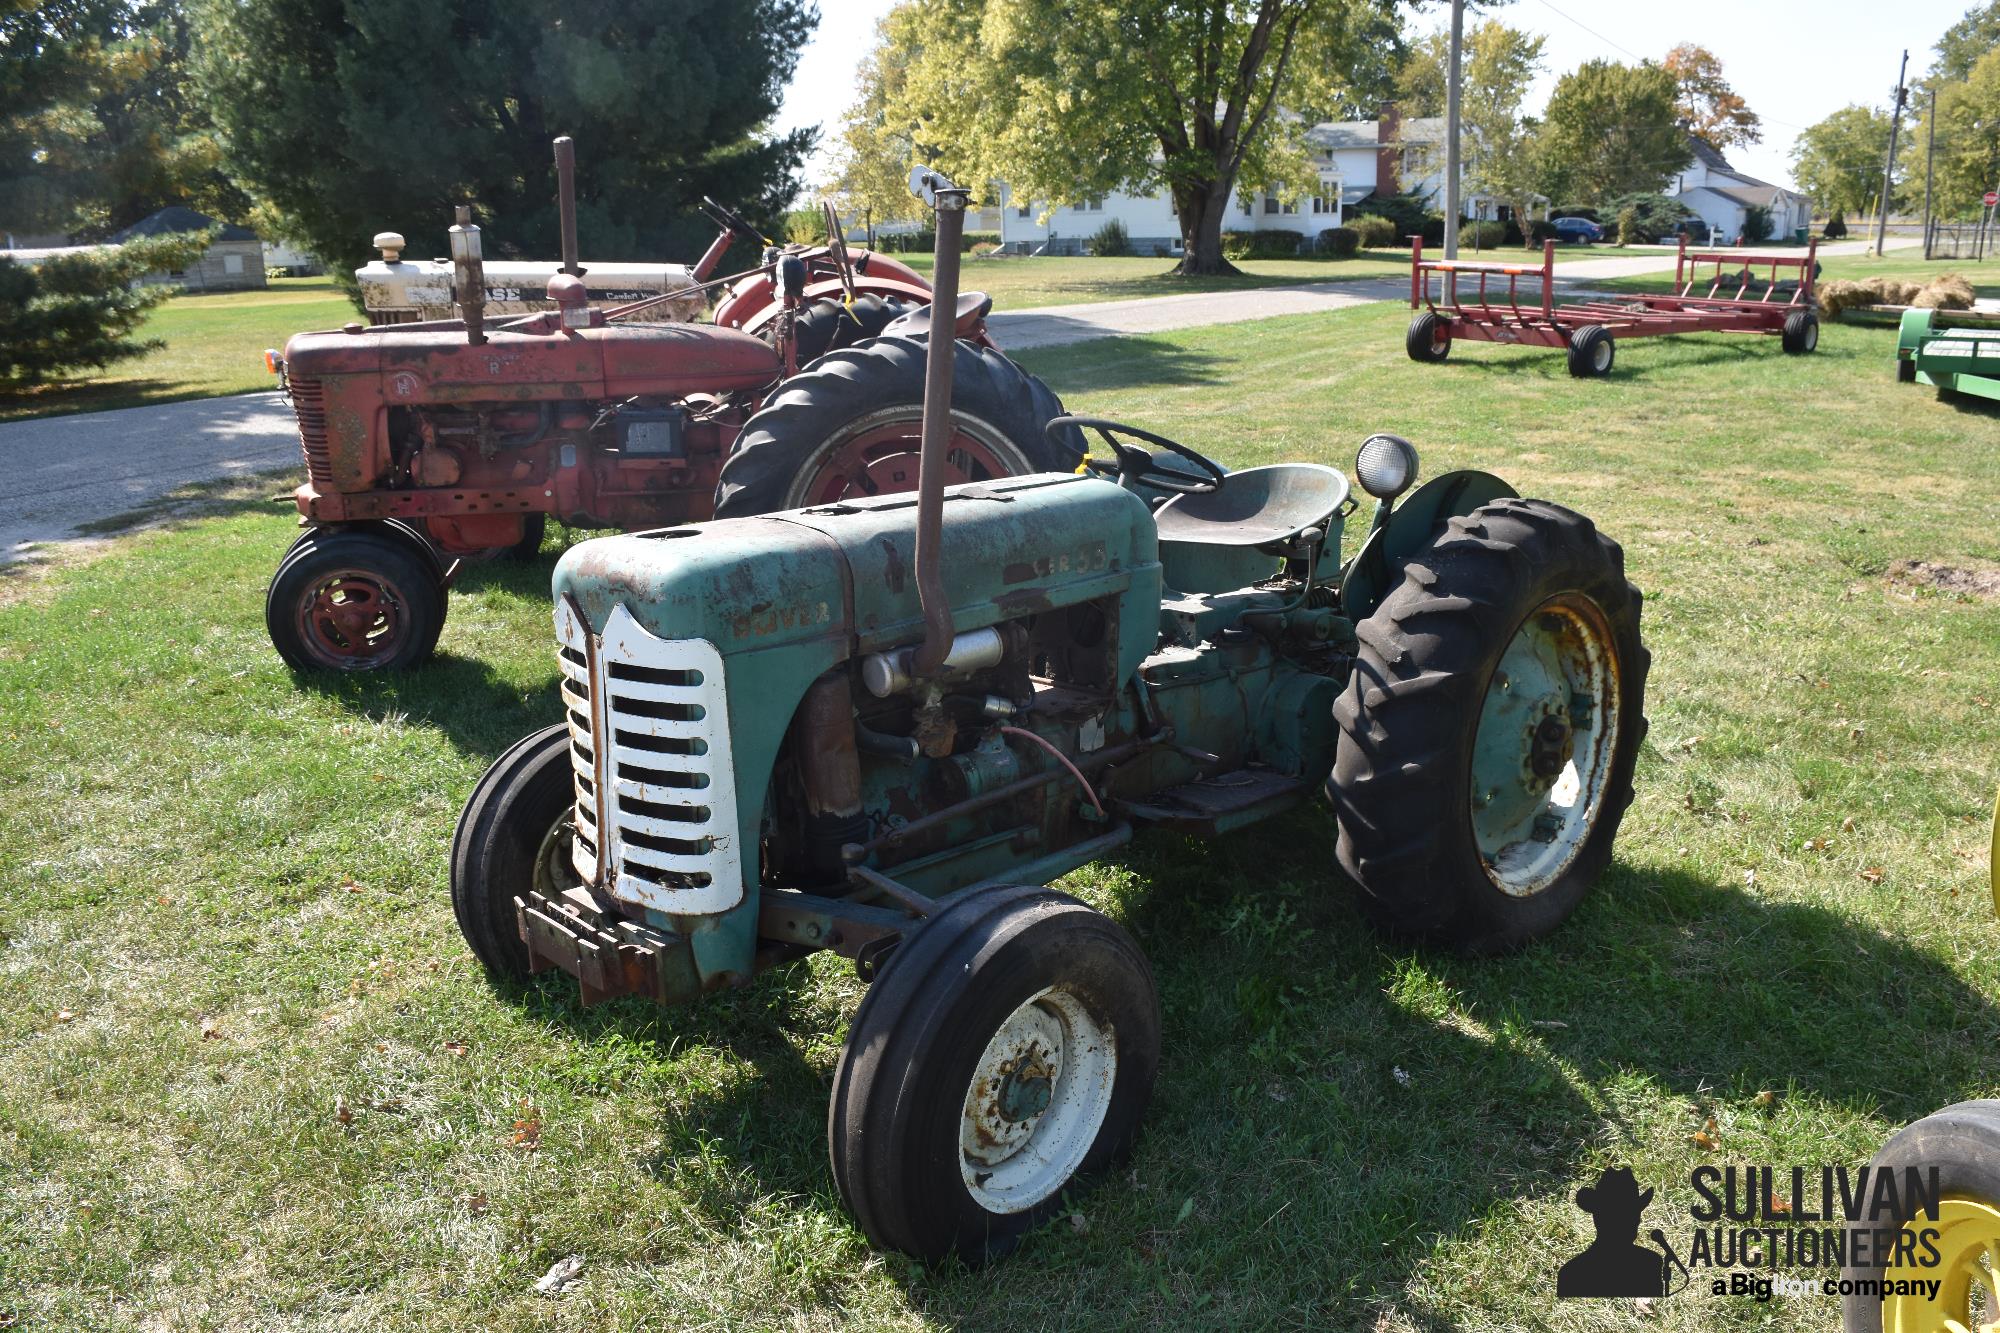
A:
2,301,1997,1329
0,277,355,424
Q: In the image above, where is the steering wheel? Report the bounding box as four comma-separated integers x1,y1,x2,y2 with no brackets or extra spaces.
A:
821,199,858,305
1047,415,1225,495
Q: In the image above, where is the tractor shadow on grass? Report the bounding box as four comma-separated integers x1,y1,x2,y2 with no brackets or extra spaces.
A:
1015,335,1228,394
289,551,572,760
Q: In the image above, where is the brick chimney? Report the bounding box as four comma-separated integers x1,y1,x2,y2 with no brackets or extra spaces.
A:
1377,102,1401,195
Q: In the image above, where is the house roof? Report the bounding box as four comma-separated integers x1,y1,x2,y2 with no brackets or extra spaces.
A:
112,206,258,244
1683,135,1790,193
1308,115,1447,151
1684,183,1805,209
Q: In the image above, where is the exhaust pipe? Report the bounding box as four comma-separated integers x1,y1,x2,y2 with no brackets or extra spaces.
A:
448,205,486,346
910,167,969,674
554,136,584,277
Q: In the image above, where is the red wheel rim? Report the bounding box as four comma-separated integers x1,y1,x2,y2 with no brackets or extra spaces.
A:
786,411,1027,508
295,567,408,669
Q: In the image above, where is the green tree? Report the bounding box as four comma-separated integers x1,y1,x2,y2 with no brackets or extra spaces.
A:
1912,46,2000,219
1789,104,1896,219
826,12,932,234
1536,59,1692,205
0,230,207,386
1664,43,1760,152
1393,19,1546,238
1,0,150,233
190,0,815,284
871,0,1402,276
1931,1,2000,85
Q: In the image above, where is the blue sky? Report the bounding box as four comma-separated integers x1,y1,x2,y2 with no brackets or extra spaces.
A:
776,0,1978,194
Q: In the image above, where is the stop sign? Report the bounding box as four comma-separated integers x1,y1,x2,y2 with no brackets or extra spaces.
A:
1985,190,1997,206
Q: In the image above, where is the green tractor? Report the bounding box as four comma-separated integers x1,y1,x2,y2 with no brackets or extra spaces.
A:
452,171,1652,1263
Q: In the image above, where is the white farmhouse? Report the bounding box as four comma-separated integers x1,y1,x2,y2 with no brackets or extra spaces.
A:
1672,138,1812,245
995,105,1526,255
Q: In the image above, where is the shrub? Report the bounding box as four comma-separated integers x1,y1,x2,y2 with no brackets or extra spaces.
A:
1617,205,1648,246
970,241,1000,257
1603,193,1693,243
1318,227,1359,258
1529,219,1559,245
1419,214,1447,245
1743,205,1774,244
1550,205,1600,222
962,230,999,251
1502,219,1524,246
0,233,212,388
1347,214,1401,248
1223,228,1304,259
1460,220,1508,249
1823,211,1848,239
1346,191,1430,239
1086,217,1129,257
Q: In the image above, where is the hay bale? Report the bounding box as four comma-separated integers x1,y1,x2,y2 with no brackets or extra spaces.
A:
1911,272,1976,310
1817,276,1921,318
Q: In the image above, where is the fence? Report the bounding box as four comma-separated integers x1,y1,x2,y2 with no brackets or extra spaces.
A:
1928,220,1991,260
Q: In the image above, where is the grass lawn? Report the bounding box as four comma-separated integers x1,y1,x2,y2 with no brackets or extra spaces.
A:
0,277,355,425
4,303,1999,1330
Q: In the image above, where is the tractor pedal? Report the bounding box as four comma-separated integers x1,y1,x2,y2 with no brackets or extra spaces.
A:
1116,768,1305,836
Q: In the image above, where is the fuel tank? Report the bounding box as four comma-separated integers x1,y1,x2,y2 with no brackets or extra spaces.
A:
282,320,781,406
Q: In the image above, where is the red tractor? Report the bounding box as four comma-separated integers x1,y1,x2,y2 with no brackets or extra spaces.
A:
265,138,1079,673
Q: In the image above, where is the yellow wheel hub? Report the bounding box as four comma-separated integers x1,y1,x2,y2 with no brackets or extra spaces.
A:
1884,1195,2000,1333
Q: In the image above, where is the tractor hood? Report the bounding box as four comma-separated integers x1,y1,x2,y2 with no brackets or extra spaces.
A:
552,472,1160,661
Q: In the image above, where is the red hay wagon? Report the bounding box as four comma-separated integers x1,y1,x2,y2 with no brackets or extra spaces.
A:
1405,236,1822,377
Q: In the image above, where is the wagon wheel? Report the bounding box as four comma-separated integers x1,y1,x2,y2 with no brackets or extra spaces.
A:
1406,311,1452,363
828,883,1160,1264
1566,325,1616,378
265,527,445,672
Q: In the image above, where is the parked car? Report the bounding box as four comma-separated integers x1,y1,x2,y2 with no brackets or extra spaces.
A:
1552,216,1604,244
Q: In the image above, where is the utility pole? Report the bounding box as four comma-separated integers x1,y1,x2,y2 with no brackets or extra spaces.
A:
1443,0,1464,258
1922,87,1936,259
1874,49,1909,256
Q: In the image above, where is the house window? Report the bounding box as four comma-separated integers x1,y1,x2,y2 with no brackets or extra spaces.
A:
1241,197,1252,217
1263,195,1279,215
1281,199,1297,215
1075,196,1104,213
222,252,244,275
1017,204,1031,218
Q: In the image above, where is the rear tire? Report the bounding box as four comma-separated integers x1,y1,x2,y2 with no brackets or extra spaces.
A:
1782,309,1820,354
1406,312,1452,363
1566,325,1616,377
1330,498,1649,953
828,883,1159,1265
715,336,1084,517
450,724,577,979
790,293,914,367
266,527,445,672
1841,1100,2000,1332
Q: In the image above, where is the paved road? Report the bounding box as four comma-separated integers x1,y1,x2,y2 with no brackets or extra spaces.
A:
0,236,1923,561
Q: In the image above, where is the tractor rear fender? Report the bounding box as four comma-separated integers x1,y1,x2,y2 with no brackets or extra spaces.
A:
735,276,939,342
1897,307,1935,364
1338,469,1518,622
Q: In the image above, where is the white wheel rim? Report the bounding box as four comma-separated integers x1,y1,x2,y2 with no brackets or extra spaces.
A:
959,984,1116,1214
1593,339,1612,372
1805,322,1818,350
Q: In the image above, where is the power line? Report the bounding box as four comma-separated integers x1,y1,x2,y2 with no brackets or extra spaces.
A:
1524,0,1643,63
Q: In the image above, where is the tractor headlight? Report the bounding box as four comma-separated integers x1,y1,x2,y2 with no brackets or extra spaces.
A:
1355,434,1419,500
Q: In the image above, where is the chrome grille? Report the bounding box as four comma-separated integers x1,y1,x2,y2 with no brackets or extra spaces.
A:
555,599,742,916
288,377,334,487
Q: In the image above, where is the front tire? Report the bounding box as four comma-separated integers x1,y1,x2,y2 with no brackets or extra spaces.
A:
714,336,1084,517
266,527,446,672
449,724,577,979
828,883,1159,1265
1331,498,1649,953
1842,1100,2000,1333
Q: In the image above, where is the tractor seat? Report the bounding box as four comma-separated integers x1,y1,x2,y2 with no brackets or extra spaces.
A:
1152,463,1350,549
881,291,995,340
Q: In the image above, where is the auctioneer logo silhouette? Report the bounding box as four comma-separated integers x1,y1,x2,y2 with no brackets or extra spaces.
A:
1556,1166,1688,1299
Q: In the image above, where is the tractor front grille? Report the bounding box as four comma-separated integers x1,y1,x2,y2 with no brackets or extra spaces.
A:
555,599,743,917
288,377,334,487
